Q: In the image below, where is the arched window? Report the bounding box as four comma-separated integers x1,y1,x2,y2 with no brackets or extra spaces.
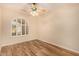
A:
12,18,28,36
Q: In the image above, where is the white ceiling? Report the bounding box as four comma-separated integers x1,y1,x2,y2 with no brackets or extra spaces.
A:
0,3,65,10
0,3,78,17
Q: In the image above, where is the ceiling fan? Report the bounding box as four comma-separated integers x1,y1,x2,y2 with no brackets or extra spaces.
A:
22,3,48,16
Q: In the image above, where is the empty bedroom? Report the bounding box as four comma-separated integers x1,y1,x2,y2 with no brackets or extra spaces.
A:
0,3,79,56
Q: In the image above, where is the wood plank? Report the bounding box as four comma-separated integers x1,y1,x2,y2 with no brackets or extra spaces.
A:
0,39,79,56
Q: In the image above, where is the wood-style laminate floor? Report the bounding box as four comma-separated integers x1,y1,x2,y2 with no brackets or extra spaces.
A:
0,39,79,56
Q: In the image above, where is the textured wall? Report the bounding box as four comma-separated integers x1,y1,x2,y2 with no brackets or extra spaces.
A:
0,4,38,46
0,7,1,43
38,4,79,51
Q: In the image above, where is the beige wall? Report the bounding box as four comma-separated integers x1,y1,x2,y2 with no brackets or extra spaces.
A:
0,6,2,45
0,4,38,46
38,4,79,51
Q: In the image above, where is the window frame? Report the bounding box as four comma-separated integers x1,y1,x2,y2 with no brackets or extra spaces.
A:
11,18,28,37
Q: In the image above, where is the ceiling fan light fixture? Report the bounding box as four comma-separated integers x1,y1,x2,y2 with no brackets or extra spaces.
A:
30,11,38,16
29,3,48,16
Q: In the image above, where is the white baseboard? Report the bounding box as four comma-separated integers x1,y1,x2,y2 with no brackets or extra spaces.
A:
41,40,79,54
